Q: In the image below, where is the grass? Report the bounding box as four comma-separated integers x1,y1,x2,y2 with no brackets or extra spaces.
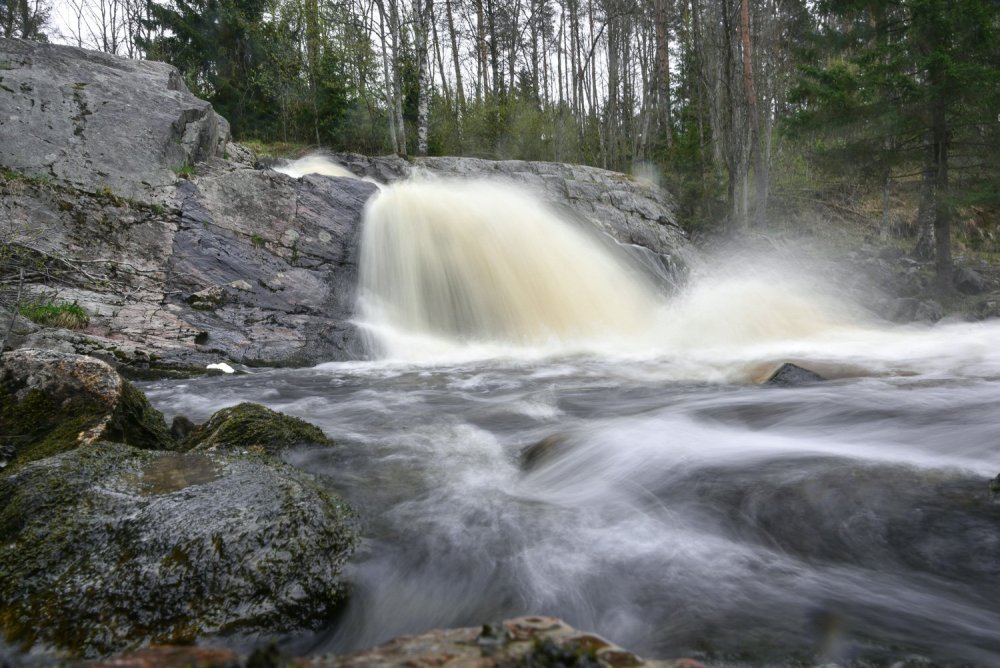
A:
173,163,196,179
18,301,90,329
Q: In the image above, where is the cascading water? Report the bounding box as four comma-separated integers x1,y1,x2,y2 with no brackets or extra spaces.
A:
357,179,669,358
140,168,1000,667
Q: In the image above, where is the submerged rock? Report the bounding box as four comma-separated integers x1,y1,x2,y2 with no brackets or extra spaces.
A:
762,363,827,387
0,441,357,659
520,434,571,472
0,349,173,470
185,402,334,455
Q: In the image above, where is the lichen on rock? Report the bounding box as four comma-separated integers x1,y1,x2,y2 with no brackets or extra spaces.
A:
0,441,357,659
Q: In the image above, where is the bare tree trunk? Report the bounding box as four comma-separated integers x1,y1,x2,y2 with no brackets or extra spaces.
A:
476,0,488,99
740,0,767,227
389,0,407,156
445,0,466,117
375,0,399,154
654,0,671,143
931,96,952,292
417,0,435,156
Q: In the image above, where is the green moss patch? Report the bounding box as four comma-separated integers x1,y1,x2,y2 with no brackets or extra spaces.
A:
0,443,357,658
185,402,333,455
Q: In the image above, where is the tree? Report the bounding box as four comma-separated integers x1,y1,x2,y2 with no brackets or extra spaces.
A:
1,0,50,39
792,0,999,290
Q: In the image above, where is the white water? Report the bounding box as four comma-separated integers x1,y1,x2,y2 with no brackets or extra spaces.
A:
275,154,356,179
357,177,1000,384
137,175,1000,666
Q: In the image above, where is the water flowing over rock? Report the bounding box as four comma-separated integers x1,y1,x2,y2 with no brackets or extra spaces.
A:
0,40,688,372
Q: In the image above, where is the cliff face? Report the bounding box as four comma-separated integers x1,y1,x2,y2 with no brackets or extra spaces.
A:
0,39,688,374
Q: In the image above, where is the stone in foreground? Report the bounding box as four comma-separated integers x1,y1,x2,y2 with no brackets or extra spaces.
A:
0,349,173,470
299,616,702,667
0,442,357,659
185,401,334,455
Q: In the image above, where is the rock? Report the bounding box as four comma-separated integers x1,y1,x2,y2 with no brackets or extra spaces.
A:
953,267,986,295
885,297,944,323
0,39,227,203
185,402,333,455
762,363,827,387
520,434,570,471
169,415,196,441
0,349,173,470
83,645,243,668
296,616,687,668
0,441,357,658
1,42,691,371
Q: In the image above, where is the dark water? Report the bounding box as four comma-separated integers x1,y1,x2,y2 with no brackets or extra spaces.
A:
141,348,1000,666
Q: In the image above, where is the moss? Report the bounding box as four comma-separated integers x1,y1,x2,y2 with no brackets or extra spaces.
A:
0,386,106,471
185,402,333,455
0,374,174,473
0,443,357,658
102,380,175,451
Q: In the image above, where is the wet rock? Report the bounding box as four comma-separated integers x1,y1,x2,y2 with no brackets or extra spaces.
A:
520,434,571,471
762,363,827,387
296,616,685,668
83,645,242,668
169,415,197,441
0,442,357,658
185,402,333,455
0,349,173,471
885,297,944,323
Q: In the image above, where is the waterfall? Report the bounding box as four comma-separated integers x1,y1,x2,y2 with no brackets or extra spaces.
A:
275,154,356,179
357,179,666,358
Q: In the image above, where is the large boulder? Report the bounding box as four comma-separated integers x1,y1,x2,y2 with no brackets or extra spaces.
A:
0,349,173,470
0,441,357,659
185,402,334,455
0,38,227,203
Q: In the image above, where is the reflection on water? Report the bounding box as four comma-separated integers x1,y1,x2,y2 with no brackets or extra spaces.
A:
142,337,1000,666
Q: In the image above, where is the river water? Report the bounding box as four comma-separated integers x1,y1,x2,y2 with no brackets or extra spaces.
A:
142,175,1000,665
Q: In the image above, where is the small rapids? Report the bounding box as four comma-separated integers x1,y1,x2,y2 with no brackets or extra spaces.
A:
140,174,1000,665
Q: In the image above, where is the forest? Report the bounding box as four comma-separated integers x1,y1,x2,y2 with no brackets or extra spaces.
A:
3,0,999,286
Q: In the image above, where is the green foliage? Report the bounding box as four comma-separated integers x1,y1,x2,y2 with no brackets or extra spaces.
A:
17,301,89,329
172,163,196,179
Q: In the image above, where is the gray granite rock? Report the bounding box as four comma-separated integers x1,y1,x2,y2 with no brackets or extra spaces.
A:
0,38,227,203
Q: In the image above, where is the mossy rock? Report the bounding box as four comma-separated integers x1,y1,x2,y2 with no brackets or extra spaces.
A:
185,402,333,455
0,349,174,472
0,442,357,659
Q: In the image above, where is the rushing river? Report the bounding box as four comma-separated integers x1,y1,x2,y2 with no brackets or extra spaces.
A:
142,330,1000,666
141,172,1000,665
